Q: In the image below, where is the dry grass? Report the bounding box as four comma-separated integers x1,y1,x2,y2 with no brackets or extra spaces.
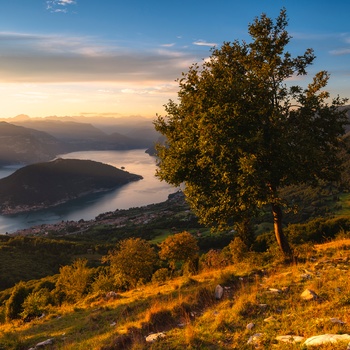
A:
0,240,350,349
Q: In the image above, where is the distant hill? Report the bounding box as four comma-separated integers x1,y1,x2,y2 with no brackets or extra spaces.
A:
0,122,65,166
0,158,142,214
9,119,151,151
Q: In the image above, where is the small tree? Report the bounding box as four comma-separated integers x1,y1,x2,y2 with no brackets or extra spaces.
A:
154,9,348,258
159,231,199,271
5,282,29,321
20,289,49,320
55,258,91,303
102,238,157,290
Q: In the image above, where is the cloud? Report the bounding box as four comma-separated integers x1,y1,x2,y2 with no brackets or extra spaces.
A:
330,48,350,56
193,40,217,47
0,32,199,84
46,0,77,13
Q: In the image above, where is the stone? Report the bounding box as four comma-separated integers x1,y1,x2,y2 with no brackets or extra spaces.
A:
145,332,166,343
268,288,281,293
275,335,305,344
300,289,318,301
246,322,255,330
330,317,346,324
303,334,350,347
215,284,224,300
105,291,118,300
34,338,55,348
247,333,263,347
264,316,276,323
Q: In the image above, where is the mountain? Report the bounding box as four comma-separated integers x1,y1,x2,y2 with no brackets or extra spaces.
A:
0,158,142,214
0,122,65,166
45,115,159,142
9,119,150,151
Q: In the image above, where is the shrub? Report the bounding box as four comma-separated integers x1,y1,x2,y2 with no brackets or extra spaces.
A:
159,231,199,271
152,268,170,283
102,238,157,289
20,289,49,320
5,282,29,321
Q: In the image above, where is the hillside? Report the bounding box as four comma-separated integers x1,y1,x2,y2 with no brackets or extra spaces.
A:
10,118,151,151
0,158,142,214
0,122,65,166
0,238,350,349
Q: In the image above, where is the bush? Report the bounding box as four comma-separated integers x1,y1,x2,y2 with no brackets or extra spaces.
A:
152,268,170,283
229,237,248,263
5,282,29,321
20,289,50,320
102,238,157,290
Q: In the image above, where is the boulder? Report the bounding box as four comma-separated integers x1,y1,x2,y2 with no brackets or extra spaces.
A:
303,334,350,347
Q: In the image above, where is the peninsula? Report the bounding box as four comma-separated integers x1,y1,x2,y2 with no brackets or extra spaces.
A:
0,158,143,214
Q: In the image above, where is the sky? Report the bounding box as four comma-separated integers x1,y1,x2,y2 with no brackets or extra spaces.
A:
0,0,349,119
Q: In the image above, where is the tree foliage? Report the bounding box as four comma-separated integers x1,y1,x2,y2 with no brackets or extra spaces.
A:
159,231,199,270
154,9,348,257
5,282,29,321
102,238,157,289
55,258,91,303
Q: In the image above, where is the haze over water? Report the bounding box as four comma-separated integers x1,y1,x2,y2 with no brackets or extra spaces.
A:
0,149,177,234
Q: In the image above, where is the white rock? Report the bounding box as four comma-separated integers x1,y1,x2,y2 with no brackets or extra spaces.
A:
246,322,255,330
215,284,224,300
275,335,305,343
247,333,263,346
145,332,166,343
35,338,55,347
303,334,350,347
268,288,281,293
300,289,318,301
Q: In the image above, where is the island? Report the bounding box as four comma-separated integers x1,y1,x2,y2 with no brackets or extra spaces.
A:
0,158,143,214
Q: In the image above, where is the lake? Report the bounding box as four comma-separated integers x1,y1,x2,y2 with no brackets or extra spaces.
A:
0,149,177,234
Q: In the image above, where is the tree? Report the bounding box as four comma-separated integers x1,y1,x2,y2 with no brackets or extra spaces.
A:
5,282,29,321
159,231,199,270
154,9,348,258
55,258,91,303
102,238,157,289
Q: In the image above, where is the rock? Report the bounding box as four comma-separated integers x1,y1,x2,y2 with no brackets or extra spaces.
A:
303,334,350,347
264,316,277,323
300,289,318,301
247,333,263,347
300,273,312,280
34,338,55,348
330,317,346,324
105,291,118,300
275,335,305,343
215,284,224,300
246,322,255,330
268,288,281,293
145,332,166,343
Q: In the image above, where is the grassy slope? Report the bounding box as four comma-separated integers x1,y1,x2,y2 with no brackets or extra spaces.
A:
1,239,350,349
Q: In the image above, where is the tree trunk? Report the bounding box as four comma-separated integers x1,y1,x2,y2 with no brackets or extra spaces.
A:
271,202,292,259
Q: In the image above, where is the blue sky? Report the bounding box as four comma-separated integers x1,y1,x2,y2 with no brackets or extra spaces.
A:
0,0,349,118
